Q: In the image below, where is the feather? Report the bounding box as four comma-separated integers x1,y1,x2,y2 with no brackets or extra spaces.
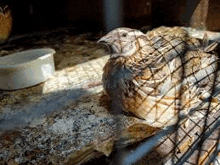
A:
98,26,219,128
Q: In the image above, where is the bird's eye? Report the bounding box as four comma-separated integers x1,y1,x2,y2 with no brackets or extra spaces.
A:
122,33,127,37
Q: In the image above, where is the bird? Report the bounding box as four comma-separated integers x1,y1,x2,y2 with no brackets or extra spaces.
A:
98,27,219,128
0,5,12,41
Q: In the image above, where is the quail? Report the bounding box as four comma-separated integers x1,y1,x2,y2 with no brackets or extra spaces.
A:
98,27,219,128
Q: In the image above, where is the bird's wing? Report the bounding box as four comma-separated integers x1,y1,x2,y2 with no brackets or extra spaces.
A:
131,33,219,114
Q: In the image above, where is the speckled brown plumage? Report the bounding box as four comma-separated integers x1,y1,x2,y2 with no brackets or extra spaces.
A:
98,27,219,128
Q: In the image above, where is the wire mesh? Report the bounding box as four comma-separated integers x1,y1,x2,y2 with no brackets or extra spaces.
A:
102,27,220,165
0,27,219,165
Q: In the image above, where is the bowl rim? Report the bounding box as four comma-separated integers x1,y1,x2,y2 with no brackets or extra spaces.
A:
0,48,55,69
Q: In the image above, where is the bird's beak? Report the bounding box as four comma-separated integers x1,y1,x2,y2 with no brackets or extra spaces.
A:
97,38,104,44
97,36,108,44
98,37,115,54
97,33,114,43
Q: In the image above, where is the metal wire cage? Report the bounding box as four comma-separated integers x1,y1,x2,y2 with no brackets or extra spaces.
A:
104,27,220,165
0,27,219,165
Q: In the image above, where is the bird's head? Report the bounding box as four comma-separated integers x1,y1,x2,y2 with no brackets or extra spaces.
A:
97,27,145,57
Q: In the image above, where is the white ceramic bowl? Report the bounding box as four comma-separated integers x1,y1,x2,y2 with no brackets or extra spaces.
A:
0,48,56,90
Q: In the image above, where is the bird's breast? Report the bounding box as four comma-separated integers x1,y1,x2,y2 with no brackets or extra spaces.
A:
102,58,134,100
